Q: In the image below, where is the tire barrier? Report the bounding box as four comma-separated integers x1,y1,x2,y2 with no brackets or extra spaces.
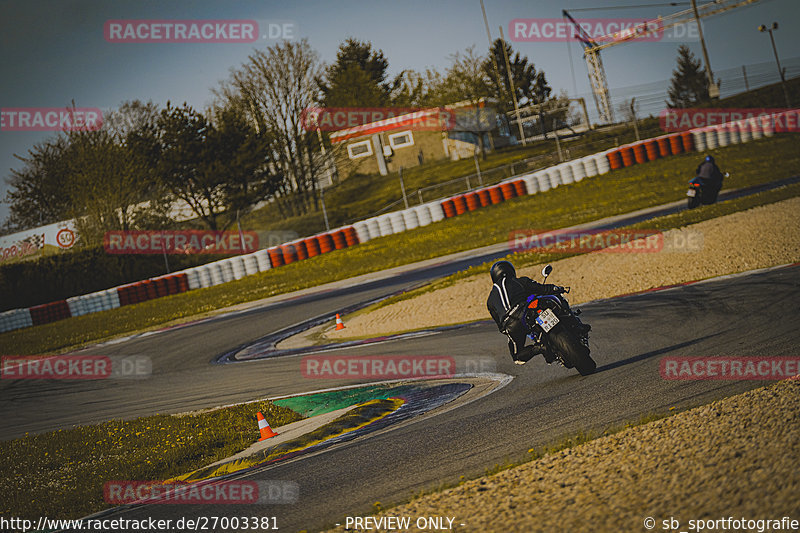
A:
414,204,433,227
582,156,599,178
727,123,741,145
331,229,348,250
760,115,775,137
353,221,371,244
705,128,719,150
343,226,360,246
186,267,202,288
570,160,586,182
268,247,285,267
229,256,248,279
294,240,309,261
388,212,406,234
633,143,648,164
477,188,492,206
595,152,611,175
521,173,540,194
452,194,468,215
441,198,457,218
644,140,660,161
620,146,636,167
656,137,672,158
281,243,298,265
427,201,445,222
30,300,71,326
0,308,33,333
737,120,752,143
465,191,481,211
197,265,213,288
692,129,707,152
681,131,694,152
254,249,271,272
499,182,517,199
547,169,561,189
376,213,395,235
6,113,783,334
668,134,684,154
607,149,623,170
400,207,420,230
488,185,504,204
242,254,259,276
535,171,551,192
317,233,335,254
716,125,730,148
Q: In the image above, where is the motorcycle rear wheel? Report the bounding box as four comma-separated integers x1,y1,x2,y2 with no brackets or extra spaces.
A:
687,195,701,209
549,327,596,376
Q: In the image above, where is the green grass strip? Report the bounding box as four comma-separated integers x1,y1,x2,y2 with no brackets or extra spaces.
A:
2,135,798,356
0,400,301,521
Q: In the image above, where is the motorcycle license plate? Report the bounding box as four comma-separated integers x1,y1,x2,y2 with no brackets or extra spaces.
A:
687,188,697,197
535,308,559,333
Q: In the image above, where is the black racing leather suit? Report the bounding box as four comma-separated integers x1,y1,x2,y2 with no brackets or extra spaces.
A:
487,275,562,360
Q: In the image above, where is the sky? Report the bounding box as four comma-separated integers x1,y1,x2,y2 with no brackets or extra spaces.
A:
1,0,798,228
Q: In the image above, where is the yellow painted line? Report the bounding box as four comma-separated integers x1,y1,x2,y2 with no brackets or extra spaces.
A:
168,397,404,483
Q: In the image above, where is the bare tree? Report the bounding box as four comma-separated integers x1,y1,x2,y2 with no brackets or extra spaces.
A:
215,39,327,218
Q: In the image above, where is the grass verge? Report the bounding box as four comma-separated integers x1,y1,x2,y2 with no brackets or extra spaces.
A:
2,134,799,356
0,400,302,521
338,178,800,323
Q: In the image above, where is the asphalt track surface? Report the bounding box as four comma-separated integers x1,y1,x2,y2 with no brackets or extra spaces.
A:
7,263,799,532
1,185,798,531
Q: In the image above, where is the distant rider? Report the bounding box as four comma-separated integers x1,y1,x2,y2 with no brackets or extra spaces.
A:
486,260,565,365
695,155,724,198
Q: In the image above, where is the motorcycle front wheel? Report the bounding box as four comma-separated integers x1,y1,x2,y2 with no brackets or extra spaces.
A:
549,327,596,376
687,195,701,209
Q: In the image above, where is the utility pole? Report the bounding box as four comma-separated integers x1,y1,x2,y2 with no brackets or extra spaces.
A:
690,0,719,98
498,25,527,146
398,167,409,209
759,22,791,108
630,98,640,141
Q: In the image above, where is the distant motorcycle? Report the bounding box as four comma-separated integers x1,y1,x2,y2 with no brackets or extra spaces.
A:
687,171,729,209
521,265,596,376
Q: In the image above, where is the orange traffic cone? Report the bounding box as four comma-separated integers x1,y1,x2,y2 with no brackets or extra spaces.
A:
335,313,345,330
256,411,278,441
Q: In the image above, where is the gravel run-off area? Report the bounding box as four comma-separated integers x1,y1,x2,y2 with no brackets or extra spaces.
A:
327,196,800,340
322,197,800,532
326,378,800,532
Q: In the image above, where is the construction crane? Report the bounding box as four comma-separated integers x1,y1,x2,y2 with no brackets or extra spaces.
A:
563,0,763,124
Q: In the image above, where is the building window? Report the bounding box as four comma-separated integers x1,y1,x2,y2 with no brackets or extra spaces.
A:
388,130,414,149
347,140,373,159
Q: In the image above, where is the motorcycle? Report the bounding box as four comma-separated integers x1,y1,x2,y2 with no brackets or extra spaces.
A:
687,172,729,209
521,265,596,376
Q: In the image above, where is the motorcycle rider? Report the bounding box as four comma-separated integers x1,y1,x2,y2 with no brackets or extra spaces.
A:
486,260,566,365
695,155,724,200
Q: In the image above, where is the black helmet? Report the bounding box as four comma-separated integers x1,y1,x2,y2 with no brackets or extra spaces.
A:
490,260,516,284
